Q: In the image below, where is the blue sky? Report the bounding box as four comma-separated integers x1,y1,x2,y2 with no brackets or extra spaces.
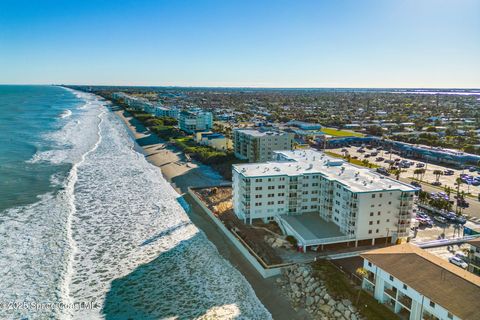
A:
0,0,479,87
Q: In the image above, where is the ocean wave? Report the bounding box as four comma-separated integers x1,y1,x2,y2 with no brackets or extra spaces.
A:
59,109,72,118
67,94,270,319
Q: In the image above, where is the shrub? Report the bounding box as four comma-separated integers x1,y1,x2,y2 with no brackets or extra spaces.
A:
286,235,298,247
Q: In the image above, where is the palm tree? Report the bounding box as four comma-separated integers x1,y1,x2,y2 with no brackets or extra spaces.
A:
433,170,443,183
414,168,426,182
355,267,368,305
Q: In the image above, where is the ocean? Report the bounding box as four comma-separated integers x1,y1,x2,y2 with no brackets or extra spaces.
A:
0,85,270,319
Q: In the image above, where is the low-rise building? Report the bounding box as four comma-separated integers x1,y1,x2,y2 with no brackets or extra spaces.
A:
467,238,480,276
195,131,232,151
233,128,293,162
232,149,416,250
179,109,213,133
361,243,480,320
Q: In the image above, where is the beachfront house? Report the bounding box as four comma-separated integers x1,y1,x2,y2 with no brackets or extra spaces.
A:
232,149,416,251
195,131,232,151
361,243,480,320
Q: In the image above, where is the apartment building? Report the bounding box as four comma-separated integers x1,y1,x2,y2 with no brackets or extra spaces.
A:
361,244,480,320
232,149,416,249
154,106,179,119
179,109,213,134
233,128,294,162
467,238,480,276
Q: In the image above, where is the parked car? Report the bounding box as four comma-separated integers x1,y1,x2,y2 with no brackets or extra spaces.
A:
411,181,421,189
375,157,384,162
434,216,447,224
444,170,454,176
416,163,425,168
432,181,442,186
449,256,468,269
455,252,468,260
455,215,467,224
376,168,390,176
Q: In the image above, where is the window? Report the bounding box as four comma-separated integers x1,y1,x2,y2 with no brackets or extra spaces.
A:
268,194,274,198
388,201,392,205
372,194,376,198
447,312,453,319
278,200,284,204
386,219,390,222
429,301,435,308
368,262,372,267
255,186,262,190
268,178,273,182
255,202,261,206
376,229,379,233
379,194,383,198
370,212,374,216
403,284,407,290
255,195,262,198
389,275,394,281
369,221,373,225
368,230,372,234
255,178,262,182
377,211,381,216
377,220,380,224
268,186,275,190
277,193,284,197
267,201,274,205
278,185,285,189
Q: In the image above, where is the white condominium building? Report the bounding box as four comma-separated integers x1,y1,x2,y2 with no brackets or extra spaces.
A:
233,128,294,162
154,106,179,119
232,149,416,249
179,109,213,134
361,244,480,320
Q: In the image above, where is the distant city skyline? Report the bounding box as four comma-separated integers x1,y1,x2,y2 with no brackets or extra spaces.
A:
1,0,479,88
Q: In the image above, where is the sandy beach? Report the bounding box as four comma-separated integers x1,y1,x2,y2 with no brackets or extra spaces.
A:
113,108,306,320
114,108,229,193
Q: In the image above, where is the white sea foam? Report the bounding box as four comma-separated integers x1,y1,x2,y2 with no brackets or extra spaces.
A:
1,89,270,319
68,96,270,319
59,109,72,118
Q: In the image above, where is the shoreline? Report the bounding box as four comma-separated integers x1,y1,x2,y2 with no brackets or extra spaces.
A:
112,107,305,319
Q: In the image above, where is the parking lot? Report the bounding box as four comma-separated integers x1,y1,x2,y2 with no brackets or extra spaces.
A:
330,145,480,196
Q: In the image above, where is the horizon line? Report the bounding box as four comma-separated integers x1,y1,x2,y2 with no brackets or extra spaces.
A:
1,83,479,90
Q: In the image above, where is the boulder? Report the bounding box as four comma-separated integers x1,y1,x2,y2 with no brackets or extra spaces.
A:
314,295,321,303
323,293,330,301
327,299,336,307
337,303,345,312
319,305,331,314
334,311,342,318
342,299,352,307
344,310,351,319
306,296,315,306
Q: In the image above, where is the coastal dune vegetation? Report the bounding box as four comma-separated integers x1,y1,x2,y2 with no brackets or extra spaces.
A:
123,109,242,180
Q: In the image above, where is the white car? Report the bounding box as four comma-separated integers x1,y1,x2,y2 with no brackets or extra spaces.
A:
455,252,468,260
449,256,468,269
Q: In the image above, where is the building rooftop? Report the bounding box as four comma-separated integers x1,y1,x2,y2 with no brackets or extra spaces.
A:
468,237,480,249
235,128,289,137
361,243,480,320
233,149,416,193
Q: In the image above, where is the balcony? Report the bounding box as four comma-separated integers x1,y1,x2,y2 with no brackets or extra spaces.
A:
384,286,397,299
398,294,412,310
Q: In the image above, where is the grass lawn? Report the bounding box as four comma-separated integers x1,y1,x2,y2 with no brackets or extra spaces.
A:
325,151,380,169
321,127,365,137
312,260,398,320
